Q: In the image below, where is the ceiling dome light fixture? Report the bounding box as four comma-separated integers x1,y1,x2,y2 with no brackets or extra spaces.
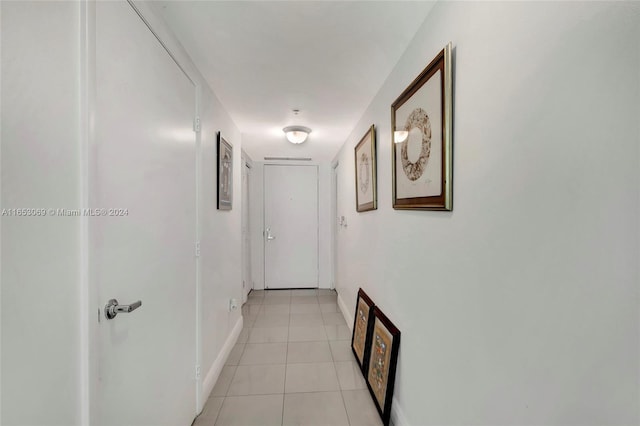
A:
394,130,409,143
283,125,312,144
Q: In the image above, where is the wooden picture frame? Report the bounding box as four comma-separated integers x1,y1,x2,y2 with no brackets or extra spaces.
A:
354,125,377,212
391,42,453,210
351,288,375,374
217,132,233,210
365,307,401,426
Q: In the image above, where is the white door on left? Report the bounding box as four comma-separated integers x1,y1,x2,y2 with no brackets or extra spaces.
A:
93,2,196,425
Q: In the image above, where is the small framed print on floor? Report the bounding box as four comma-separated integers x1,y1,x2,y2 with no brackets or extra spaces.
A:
351,288,375,374
365,307,401,426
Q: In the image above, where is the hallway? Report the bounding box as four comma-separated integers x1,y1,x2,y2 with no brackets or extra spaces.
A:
2,1,640,425
194,290,381,426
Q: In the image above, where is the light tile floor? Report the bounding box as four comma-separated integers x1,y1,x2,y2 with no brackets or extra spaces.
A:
194,289,382,426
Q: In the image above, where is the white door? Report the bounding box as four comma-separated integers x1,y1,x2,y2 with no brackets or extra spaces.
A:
241,161,252,303
264,164,319,289
93,2,196,425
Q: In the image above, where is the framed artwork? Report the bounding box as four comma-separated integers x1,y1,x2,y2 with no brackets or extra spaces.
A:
365,307,401,426
354,125,377,212
351,288,375,373
217,132,233,210
391,42,453,210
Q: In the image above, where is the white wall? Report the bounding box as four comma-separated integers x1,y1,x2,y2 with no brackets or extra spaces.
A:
334,2,640,425
199,82,243,397
250,161,333,290
1,2,82,424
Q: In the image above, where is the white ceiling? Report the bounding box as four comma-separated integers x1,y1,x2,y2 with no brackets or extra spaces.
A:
154,1,435,162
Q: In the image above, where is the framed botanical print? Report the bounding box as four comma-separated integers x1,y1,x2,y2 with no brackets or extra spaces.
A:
365,307,401,426
217,132,233,210
351,288,375,373
391,42,453,210
354,125,377,212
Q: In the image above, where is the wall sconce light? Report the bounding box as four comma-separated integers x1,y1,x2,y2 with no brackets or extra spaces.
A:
394,130,408,144
283,126,312,144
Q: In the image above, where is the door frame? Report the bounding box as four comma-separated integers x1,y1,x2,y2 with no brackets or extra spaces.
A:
262,163,320,289
241,150,253,302
331,160,339,290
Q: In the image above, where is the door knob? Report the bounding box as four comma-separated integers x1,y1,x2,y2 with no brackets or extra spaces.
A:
104,299,142,320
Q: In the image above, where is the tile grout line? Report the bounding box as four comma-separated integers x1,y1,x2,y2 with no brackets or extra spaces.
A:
229,292,349,425
281,292,291,426
211,394,223,426
329,322,353,426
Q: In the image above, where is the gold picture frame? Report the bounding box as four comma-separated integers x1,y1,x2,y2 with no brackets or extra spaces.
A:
354,125,377,212
391,42,453,210
351,288,375,373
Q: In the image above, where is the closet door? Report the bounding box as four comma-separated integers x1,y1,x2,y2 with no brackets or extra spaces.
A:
93,2,196,424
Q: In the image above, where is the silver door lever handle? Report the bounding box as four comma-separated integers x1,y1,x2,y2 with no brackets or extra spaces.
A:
105,299,142,320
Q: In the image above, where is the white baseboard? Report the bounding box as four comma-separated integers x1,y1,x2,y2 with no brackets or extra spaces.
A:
201,316,243,407
336,291,353,332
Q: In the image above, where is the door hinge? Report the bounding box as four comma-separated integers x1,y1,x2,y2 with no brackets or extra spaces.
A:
195,241,201,257
195,365,201,380
193,116,201,132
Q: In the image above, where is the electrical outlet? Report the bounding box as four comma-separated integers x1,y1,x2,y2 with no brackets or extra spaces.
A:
229,298,239,312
